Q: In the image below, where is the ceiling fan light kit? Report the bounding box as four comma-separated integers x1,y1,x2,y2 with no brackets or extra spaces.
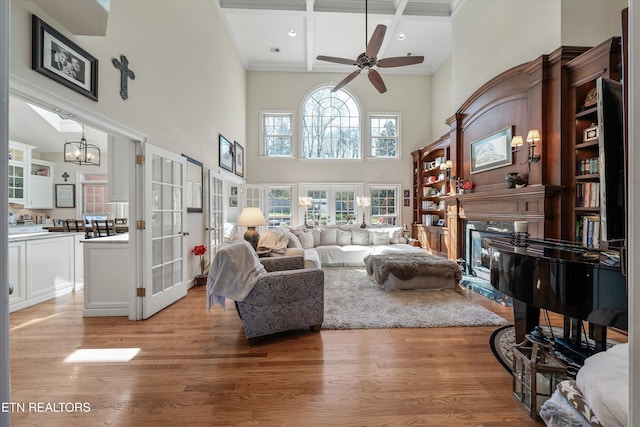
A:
316,0,424,94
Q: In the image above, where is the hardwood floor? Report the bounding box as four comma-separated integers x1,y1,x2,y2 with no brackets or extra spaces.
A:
8,284,548,426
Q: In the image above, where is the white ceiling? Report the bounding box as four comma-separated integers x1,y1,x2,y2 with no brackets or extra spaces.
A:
218,0,457,75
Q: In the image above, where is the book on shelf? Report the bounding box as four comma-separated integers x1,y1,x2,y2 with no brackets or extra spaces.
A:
576,182,600,207
578,214,601,248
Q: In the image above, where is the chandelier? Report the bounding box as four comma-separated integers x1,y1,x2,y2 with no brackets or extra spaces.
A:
64,125,100,166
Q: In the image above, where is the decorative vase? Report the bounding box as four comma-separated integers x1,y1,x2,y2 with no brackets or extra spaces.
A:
505,172,525,189
194,274,207,287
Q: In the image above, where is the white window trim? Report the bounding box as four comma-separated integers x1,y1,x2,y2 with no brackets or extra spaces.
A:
260,110,295,159
366,112,401,159
367,183,402,225
299,84,363,160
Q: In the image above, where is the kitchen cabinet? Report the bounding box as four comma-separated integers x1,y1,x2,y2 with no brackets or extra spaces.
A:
8,233,82,313
8,141,32,204
27,158,54,208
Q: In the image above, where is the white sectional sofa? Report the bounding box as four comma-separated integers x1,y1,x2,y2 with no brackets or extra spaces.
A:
257,225,425,269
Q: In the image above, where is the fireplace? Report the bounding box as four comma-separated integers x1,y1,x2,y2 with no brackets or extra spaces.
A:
459,220,514,306
465,221,514,281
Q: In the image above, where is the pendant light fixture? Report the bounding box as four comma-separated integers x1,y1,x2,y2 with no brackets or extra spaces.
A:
64,124,101,166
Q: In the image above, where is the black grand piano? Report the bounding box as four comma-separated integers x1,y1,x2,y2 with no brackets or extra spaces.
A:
489,237,627,361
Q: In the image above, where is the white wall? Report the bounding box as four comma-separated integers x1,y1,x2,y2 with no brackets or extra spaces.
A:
10,0,247,279
430,56,452,140
246,71,431,226
561,0,628,45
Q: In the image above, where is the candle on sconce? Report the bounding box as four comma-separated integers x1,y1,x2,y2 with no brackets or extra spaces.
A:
514,221,529,234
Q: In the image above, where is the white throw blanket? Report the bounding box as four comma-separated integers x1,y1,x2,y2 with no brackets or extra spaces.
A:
206,239,266,310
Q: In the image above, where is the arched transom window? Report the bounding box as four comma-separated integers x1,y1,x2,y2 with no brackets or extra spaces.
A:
301,87,361,159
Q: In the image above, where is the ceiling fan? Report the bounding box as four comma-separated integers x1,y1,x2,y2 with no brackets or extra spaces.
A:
316,0,424,94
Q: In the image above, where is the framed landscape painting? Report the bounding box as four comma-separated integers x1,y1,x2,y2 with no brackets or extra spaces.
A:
218,134,234,173
32,15,99,101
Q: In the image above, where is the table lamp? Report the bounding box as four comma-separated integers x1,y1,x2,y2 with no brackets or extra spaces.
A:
237,207,267,250
298,196,313,228
356,196,371,229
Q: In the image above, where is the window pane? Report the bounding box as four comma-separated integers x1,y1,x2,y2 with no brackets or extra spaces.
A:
370,187,398,225
370,115,398,157
263,113,292,156
266,187,291,228
302,87,360,159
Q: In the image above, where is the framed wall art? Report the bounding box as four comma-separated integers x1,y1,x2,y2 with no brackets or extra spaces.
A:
218,134,234,173
55,184,75,208
32,15,99,101
470,127,513,174
234,142,244,178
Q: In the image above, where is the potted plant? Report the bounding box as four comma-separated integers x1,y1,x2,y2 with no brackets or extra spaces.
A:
192,244,210,286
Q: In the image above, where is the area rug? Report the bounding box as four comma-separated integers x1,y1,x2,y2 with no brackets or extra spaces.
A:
321,267,509,329
489,325,621,377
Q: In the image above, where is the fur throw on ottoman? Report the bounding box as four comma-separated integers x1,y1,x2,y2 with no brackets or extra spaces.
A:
364,253,462,285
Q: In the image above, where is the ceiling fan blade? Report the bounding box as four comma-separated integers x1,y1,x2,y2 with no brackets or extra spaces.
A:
365,24,386,59
332,69,362,92
317,55,358,66
377,56,425,68
368,69,387,94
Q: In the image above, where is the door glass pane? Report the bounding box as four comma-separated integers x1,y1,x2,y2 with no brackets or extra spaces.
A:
307,190,327,226
164,262,174,290
152,239,162,267
152,183,162,210
162,212,172,235
152,266,163,294
152,155,162,182
173,187,182,211
163,185,172,209
173,260,182,285
162,158,173,184
334,191,355,225
163,237,173,263
151,212,161,236
173,162,182,185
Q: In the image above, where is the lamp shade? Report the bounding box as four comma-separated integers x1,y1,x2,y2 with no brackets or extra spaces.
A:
526,129,541,144
298,196,313,207
356,196,371,207
511,135,524,148
237,207,267,227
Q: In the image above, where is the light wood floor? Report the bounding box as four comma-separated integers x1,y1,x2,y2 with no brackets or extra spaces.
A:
9,284,550,426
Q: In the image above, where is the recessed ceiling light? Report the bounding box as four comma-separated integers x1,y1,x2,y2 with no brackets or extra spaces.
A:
288,29,296,37
397,33,407,41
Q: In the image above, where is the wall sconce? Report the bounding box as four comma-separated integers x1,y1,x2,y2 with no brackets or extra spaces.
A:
525,129,541,171
439,160,453,194
511,130,541,172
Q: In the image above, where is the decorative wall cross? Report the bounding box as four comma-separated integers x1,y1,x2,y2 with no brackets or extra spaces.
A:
112,55,135,100
61,172,69,182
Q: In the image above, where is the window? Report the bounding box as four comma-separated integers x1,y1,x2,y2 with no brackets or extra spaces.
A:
369,185,400,225
81,173,110,220
300,184,360,226
370,115,399,157
266,186,292,228
301,87,361,159
263,113,292,157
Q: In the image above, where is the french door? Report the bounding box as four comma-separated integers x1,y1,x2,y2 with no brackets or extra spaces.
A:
207,170,224,261
299,184,362,226
142,144,187,319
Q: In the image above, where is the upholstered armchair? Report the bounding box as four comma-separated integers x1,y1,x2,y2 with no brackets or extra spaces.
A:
207,240,324,345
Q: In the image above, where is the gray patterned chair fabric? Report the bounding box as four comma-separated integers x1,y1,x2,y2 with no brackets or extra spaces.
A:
235,266,324,344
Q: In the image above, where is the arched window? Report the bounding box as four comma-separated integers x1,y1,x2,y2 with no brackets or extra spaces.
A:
301,86,361,159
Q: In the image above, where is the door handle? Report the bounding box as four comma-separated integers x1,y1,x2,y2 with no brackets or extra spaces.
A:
182,232,190,236
9,283,13,295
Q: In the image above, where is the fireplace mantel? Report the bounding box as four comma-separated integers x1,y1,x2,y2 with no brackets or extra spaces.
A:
444,184,564,259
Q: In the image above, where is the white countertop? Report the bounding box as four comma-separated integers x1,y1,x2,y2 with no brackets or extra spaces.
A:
8,231,83,242
81,233,129,244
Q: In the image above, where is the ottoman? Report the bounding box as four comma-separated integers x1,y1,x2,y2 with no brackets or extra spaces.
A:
364,253,462,291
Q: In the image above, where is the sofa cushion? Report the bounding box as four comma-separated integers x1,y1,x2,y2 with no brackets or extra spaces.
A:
351,228,370,245
372,230,391,245
310,228,321,246
320,227,338,245
336,229,352,245
296,231,315,249
283,230,302,248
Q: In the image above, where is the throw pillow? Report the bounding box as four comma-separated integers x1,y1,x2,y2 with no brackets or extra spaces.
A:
282,230,302,248
257,231,289,254
310,228,321,247
351,228,370,245
336,229,352,246
297,231,314,249
320,227,338,245
389,227,402,244
372,230,391,245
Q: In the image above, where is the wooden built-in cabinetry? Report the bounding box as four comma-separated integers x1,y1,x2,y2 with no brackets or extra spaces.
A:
411,134,450,257
566,38,621,248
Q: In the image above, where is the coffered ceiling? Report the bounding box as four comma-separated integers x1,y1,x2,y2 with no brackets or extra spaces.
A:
217,0,458,75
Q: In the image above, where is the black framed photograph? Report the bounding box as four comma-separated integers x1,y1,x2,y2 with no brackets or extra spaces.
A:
55,184,75,208
234,142,244,178
403,190,410,198
229,197,238,207
32,15,99,101
470,127,513,174
218,134,234,173
231,186,238,196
